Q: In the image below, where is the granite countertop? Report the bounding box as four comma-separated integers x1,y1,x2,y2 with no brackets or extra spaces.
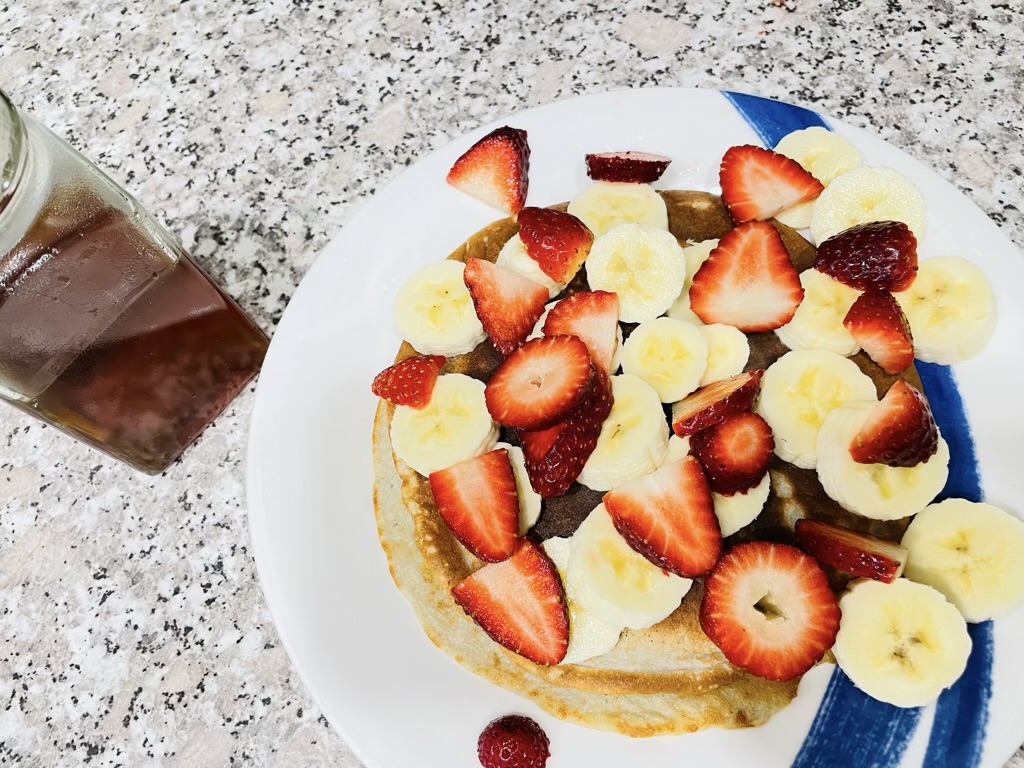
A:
1,1,1022,766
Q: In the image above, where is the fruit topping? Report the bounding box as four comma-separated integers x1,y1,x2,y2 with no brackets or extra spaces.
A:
371,354,446,408
842,289,914,374
464,257,549,357
795,518,907,583
584,151,672,184
429,448,521,563
604,456,722,578
477,715,551,768
689,221,804,332
542,290,620,373
699,541,841,682
813,220,918,292
452,539,569,665
690,411,774,496
670,369,764,437
848,380,939,467
719,144,824,223
447,126,530,214
516,207,594,284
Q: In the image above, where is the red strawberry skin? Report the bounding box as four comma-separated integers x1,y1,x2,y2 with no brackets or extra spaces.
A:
477,715,550,768
690,411,774,495
451,539,569,666
671,369,764,437
843,290,914,374
542,290,620,373
604,455,722,578
446,126,530,214
429,449,521,563
370,354,446,408
699,541,840,682
584,151,672,183
464,257,549,356
795,518,907,583
719,145,824,223
516,207,594,284
849,380,939,467
689,221,804,332
814,220,918,292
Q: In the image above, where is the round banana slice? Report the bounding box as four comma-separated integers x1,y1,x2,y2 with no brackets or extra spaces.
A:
496,442,542,535
666,238,719,325
833,578,971,708
775,126,863,187
810,166,926,245
893,255,997,364
394,260,486,356
660,434,692,466
815,401,950,520
774,201,814,231
620,317,708,402
567,180,669,236
567,504,692,630
390,373,499,477
713,472,771,537
577,374,670,492
902,499,1024,622
755,349,877,470
698,323,750,386
775,269,862,356
496,235,563,299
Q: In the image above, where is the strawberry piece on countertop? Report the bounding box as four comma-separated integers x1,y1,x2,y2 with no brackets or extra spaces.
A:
671,369,764,437
542,290,620,373
446,126,530,214
849,379,939,467
464,257,549,357
477,715,550,768
516,207,594,284
814,220,918,292
690,410,774,496
584,151,672,184
370,354,446,408
843,289,915,374
719,144,824,223
795,518,907,583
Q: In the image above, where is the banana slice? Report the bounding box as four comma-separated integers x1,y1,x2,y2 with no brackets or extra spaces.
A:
620,317,708,402
577,374,670,491
567,181,669,236
567,504,692,630
776,126,863,187
390,373,499,477
833,578,971,708
666,238,719,325
496,442,542,535
394,260,487,356
774,201,815,231
585,223,687,323
809,166,926,245
698,323,750,386
815,401,949,520
901,499,1024,622
755,349,877,470
775,269,862,356
893,255,997,364
496,235,564,299
660,434,691,466
713,472,771,537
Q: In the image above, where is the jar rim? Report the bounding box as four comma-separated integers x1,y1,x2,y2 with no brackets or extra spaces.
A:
0,90,27,217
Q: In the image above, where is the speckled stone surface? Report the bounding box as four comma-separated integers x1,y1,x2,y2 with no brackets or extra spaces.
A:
0,1,1021,765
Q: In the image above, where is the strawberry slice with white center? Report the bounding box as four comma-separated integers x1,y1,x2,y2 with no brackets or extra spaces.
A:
463,257,549,357
671,369,764,437
584,151,672,183
794,518,907,583
690,410,774,496
446,126,530,214
485,335,593,430
689,221,804,332
719,144,824,223
451,538,569,665
516,207,594,284
428,448,521,563
699,541,840,682
604,455,722,578
848,379,939,467
542,290,620,373
843,289,914,374
370,354,446,408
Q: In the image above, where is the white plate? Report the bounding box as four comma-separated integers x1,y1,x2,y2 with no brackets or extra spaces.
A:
246,88,1024,768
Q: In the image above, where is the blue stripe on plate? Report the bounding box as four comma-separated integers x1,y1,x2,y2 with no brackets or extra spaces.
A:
720,91,993,768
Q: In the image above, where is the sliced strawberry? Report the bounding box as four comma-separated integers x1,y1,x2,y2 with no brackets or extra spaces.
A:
814,220,918,292
584,151,672,183
451,538,569,665
849,379,939,467
795,518,907,583
520,363,613,498
446,126,530,214
843,290,914,374
370,354,446,408
688,221,804,332
719,144,824,223
671,369,764,437
485,335,593,430
428,449,521,563
690,411,774,496
699,541,840,682
516,207,594,284
464,257,549,356
542,290,619,372
604,455,722,578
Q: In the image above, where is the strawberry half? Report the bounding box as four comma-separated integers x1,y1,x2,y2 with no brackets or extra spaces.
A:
688,221,804,332
604,455,722,578
671,369,764,437
719,144,824,223
464,257,549,356
814,220,918,292
795,518,907,583
542,290,620,373
584,151,672,183
516,207,594,284
451,538,569,665
690,411,774,496
446,126,530,214
699,541,840,682
849,379,939,467
370,354,446,408
485,335,593,430
429,449,521,563
843,290,914,374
